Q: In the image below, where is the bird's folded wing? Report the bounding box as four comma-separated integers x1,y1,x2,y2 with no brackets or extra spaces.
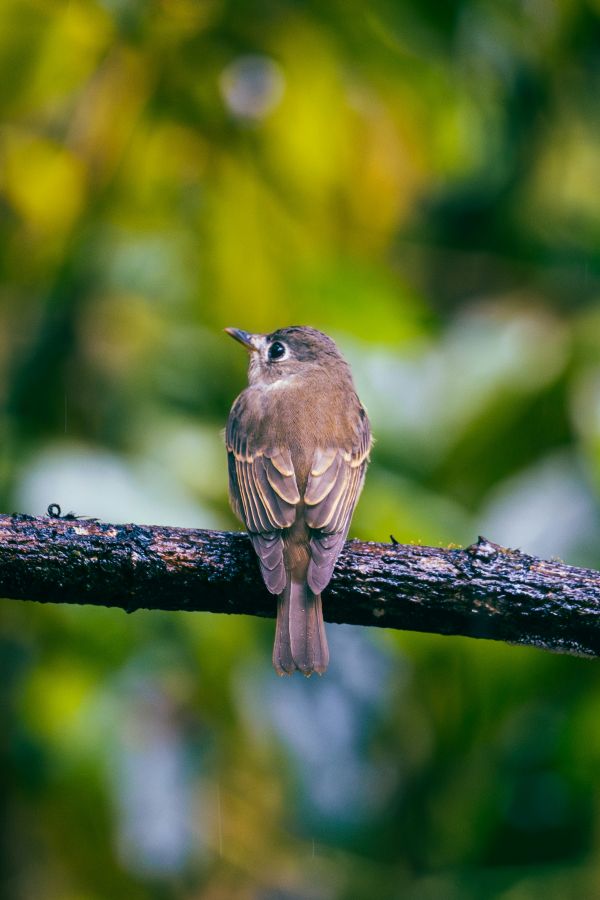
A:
226,410,300,594
304,411,371,593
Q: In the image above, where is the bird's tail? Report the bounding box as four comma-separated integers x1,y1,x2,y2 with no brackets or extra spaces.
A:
273,577,329,676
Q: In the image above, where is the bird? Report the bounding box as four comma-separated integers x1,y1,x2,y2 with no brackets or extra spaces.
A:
225,325,372,676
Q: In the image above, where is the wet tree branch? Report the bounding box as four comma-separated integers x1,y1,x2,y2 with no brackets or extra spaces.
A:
1,512,599,657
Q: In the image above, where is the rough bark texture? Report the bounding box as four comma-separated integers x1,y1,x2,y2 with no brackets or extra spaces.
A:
1,512,600,657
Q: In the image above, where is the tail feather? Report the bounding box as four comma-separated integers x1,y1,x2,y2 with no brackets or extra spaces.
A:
273,578,329,676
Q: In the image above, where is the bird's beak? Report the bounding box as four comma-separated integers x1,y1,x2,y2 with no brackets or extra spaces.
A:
225,327,261,352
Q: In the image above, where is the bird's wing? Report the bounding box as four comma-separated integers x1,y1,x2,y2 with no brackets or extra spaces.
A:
304,408,371,593
226,399,300,594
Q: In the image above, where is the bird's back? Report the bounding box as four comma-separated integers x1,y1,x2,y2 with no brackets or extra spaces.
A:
247,370,362,491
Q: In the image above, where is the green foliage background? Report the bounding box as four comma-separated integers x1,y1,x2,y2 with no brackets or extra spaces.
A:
2,1,600,897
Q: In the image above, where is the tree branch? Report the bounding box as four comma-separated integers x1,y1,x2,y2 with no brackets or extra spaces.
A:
1,512,599,657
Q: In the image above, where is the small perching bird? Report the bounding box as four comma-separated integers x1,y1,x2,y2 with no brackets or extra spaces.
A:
225,326,372,676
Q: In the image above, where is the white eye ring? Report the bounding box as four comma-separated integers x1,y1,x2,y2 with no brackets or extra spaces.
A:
267,340,288,361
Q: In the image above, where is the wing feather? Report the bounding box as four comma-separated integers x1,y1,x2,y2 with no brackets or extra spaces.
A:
265,453,301,505
267,448,296,477
306,407,371,594
305,459,350,530
251,534,286,594
226,395,301,594
227,405,299,534
310,448,338,477
247,462,272,532
304,453,342,506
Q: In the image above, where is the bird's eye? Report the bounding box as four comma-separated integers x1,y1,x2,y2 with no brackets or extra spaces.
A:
268,341,286,361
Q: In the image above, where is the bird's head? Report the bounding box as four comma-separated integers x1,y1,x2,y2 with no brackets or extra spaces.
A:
225,325,350,387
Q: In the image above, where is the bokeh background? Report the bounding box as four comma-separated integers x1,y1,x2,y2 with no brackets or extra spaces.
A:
2,0,600,897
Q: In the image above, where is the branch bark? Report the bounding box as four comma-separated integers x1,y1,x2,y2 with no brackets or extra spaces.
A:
1,512,599,657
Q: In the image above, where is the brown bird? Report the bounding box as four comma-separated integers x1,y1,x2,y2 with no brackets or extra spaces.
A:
225,326,372,676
